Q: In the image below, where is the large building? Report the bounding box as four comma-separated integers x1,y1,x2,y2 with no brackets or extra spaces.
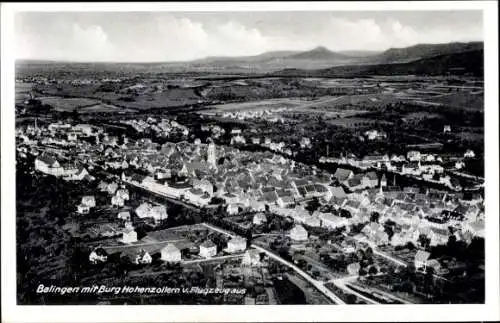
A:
161,244,182,263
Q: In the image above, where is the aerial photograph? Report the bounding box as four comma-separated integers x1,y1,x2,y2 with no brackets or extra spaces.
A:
14,9,486,306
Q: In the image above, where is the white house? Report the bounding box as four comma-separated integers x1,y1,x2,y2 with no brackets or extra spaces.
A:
134,250,153,265
346,262,361,276
81,196,96,208
66,167,90,181
289,224,308,242
199,240,217,258
318,213,349,230
118,211,131,221
120,225,138,244
241,249,263,267
226,237,247,253
89,248,108,264
407,151,421,162
111,195,125,207
252,213,267,225
77,204,90,214
161,244,182,262
464,149,476,158
34,155,64,177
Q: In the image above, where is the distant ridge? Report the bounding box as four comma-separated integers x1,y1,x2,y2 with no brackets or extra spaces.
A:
272,49,484,77
17,41,484,73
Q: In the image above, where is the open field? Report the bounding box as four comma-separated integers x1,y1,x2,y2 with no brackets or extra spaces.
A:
327,117,393,127
426,92,484,110
38,96,101,111
199,98,305,114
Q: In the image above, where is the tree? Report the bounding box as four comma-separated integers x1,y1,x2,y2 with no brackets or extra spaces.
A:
370,212,380,223
368,266,378,276
305,197,320,214
418,234,431,250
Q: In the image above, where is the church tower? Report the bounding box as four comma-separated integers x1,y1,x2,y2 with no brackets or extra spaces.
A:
207,141,217,169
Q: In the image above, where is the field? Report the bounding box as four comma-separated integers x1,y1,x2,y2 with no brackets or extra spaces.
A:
199,98,305,115
327,117,393,127
38,96,101,111
427,92,484,111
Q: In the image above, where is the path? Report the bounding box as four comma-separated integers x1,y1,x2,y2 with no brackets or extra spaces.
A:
201,223,346,304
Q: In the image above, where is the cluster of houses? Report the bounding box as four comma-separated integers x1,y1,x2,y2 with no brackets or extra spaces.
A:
89,228,255,267
20,120,485,277
217,108,287,124
120,118,189,137
319,148,480,190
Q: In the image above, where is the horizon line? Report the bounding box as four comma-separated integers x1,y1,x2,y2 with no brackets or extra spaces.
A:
15,40,483,65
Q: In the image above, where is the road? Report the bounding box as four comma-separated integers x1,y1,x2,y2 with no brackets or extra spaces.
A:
329,275,379,305
201,223,346,304
183,254,244,265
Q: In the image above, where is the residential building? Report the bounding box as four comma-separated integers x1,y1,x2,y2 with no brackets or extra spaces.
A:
161,244,182,262
289,224,308,241
199,240,217,258
226,237,247,253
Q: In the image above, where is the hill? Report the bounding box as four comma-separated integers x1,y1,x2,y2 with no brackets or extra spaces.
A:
272,49,484,77
371,41,483,64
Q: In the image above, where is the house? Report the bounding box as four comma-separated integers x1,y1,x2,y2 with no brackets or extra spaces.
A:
66,167,90,181
364,130,387,141
116,188,130,201
34,155,64,176
304,215,321,227
120,224,138,244
333,168,354,183
289,224,308,242
407,151,421,162
81,196,96,208
318,213,348,230
329,186,347,199
253,213,267,225
426,259,442,273
199,240,217,258
118,211,131,221
241,249,263,267
111,195,125,207
346,262,361,276
77,204,90,214
464,149,475,158
226,237,247,253
362,172,379,188
89,248,108,264
227,203,240,215
414,250,431,272
277,195,294,208
134,249,153,265
161,244,182,262
347,174,364,190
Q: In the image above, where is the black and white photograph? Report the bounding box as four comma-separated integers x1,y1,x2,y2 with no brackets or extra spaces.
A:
1,1,499,322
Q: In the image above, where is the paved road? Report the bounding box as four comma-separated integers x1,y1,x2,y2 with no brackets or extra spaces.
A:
329,276,379,305
251,244,345,305
183,254,244,265
201,223,346,305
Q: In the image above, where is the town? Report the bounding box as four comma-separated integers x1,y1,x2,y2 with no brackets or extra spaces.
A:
16,83,485,305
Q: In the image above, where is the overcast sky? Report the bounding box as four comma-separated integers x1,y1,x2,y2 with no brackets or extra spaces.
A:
15,11,483,62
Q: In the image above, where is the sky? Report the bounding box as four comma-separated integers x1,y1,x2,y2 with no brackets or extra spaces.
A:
15,11,483,62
